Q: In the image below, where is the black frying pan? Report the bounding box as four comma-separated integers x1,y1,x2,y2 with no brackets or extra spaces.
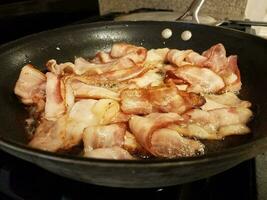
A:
0,21,267,188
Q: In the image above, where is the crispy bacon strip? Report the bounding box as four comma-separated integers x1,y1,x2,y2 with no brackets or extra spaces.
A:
120,86,205,115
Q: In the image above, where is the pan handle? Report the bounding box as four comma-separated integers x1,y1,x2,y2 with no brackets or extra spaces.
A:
176,0,205,23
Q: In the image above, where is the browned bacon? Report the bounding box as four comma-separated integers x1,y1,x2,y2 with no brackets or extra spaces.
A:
120,85,205,115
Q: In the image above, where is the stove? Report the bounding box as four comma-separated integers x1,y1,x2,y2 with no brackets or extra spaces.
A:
0,150,257,200
0,7,267,200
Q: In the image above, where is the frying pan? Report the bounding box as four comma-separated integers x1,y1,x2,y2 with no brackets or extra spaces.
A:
0,21,267,188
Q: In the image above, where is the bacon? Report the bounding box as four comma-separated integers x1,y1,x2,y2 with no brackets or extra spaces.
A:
201,92,251,111
46,59,75,75
173,66,225,93
120,86,205,115
75,57,136,75
220,55,242,92
110,43,147,63
145,48,169,63
150,128,205,158
83,124,126,154
31,99,99,151
44,72,65,121
64,99,99,149
90,51,114,64
185,51,207,66
129,69,164,88
14,64,46,105
84,147,134,159
71,80,120,100
94,65,148,82
91,99,129,125
167,49,193,67
177,107,253,140
29,116,67,151
186,107,252,127
129,113,204,158
123,131,145,155
61,76,75,111
202,43,228,73
201,44,242,92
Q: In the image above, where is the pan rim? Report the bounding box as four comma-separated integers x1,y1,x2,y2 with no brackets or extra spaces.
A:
0,20,267,166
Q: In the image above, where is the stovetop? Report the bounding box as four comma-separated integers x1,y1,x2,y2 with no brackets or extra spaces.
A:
0,150,256,200
0,10,266,200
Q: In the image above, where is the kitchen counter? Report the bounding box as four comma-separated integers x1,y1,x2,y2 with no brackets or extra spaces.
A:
99,0,247,20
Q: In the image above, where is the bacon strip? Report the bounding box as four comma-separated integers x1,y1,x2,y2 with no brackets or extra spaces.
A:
90,51,114,64
185,51,207,66
129,113,204,158
202,44,242,92
201,92,251,111
44,72,65,121
173,66,225,93
93,65,148,82
220,55,241,92
85,147,134,159
29,116,67,151
46,59,75,75
110,43,147,63
120,86,205,115
14,64,46,105
83,124,126,154
176,107,253,140
145,48,169,63
74,57,136,75
71,80,120,100
167,49,193,67
202,43,228,73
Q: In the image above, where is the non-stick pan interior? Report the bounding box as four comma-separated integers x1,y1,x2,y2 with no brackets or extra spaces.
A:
0,21,267,158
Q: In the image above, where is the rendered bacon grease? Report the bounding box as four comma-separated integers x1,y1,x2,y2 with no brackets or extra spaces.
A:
14,43,252,160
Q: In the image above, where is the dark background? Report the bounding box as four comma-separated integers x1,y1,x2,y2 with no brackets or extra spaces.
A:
0,0,99,44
